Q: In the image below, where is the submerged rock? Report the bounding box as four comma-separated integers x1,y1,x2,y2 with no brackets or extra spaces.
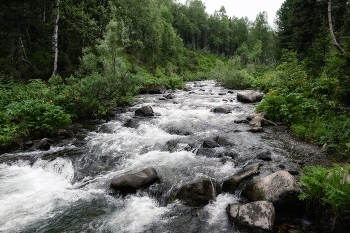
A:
237,90,264,103
173,179,219,206
196,147,217,158
256,150,272,161
110,167,159,194
210,105,231,114
202,139,220,148
226,201,275,232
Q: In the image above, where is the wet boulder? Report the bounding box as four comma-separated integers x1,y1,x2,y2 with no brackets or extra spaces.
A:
110,167,159,194
222,163,261,193
196,147,217,158
237,90,264,103
123,118,140,128
173,179,219,206
202,139,220,148
183,85,192,91
226,201,275,232
214,136,232,146
139,84,166,94
256,150,272,161
164,93,175,99
38,138,55,151
135,105,155,117
242,171,301,208
210,105,231,114
166,126,193,136
23,140,34,149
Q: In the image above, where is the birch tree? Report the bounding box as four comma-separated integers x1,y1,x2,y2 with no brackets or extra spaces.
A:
328,0,346,54
51,0,60,77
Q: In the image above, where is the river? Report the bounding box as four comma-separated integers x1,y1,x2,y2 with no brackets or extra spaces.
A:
0,80,311,232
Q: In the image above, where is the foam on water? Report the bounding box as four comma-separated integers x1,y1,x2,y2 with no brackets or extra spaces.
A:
104,196,168,232
0,158,98,232
205,193,239,225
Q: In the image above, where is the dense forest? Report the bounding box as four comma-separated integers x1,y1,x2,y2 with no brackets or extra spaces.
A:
1,0,350,225
1,0,350,152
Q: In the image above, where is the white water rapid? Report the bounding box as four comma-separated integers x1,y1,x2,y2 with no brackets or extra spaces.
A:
0,80,293,232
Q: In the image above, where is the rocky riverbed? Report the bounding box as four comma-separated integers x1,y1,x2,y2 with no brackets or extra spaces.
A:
0,80,332,233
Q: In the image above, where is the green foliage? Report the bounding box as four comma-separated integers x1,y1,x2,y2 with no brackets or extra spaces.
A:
208,57,253,89
255,50,350,159
6,100,71,135
298,165,350,216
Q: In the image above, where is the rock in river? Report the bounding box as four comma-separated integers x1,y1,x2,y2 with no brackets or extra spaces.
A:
226,201,275,232
110,167,159,194
242,170,301,208
135,105,155,117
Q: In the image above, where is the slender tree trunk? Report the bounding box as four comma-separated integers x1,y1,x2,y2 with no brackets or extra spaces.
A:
51,0,60,77
328,0,346,54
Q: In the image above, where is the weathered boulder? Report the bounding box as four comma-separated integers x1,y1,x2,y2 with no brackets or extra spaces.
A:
110,167,159,194
135,105,155,117
242,171,301,207
222,163,261,193
139,84,166,94
237,90,264,103
173,179,219,206
210,105,231,114
226,201,275,232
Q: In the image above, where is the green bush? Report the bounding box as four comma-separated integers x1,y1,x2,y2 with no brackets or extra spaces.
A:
5,99,71,136
209,57,253,89
298,165,350,215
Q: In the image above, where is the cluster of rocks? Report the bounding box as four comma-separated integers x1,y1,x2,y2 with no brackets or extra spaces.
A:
108,88,304,231
110,164,301,232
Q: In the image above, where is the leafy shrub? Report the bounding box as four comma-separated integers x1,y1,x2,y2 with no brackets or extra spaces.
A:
209,57,253,89
5,99,71,136
298,165,350,216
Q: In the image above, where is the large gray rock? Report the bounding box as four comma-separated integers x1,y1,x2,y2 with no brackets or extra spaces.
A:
226,201,275,232
242,171,301,207
222,163,261,193
210,105,231,114
110,167,159,194
237,90,264,103
135,105,155,117
173,179,219,206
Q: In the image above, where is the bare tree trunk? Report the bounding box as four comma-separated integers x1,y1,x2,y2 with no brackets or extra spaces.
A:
51,0,60,77
328,0,346,54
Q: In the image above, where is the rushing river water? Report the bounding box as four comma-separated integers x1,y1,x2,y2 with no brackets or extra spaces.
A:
0,80,299,233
